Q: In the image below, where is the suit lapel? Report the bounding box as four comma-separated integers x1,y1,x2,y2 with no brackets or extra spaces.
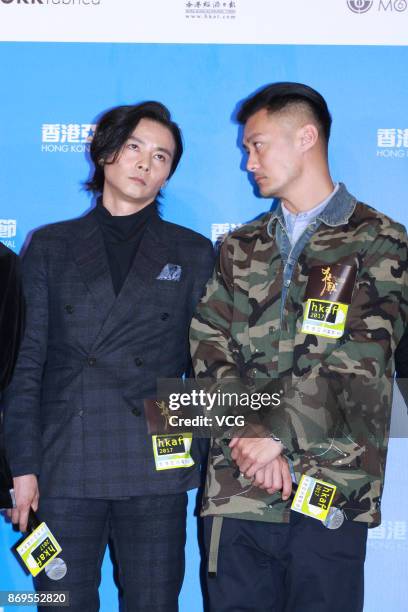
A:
90,215,171,350
120,215,170,296
70,210,116,327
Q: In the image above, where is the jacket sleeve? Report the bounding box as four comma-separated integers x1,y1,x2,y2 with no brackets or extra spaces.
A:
0,247,25,394
190,237,243,382
3,233,49,477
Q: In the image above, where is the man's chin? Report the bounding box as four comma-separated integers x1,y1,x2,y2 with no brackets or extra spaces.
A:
257,184,275,199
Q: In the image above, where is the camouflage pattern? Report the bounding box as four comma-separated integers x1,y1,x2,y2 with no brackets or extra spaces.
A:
190,184,408,526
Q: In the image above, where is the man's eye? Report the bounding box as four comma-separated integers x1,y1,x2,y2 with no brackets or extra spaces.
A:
254,142,263,150
128,143,138,150
155,154,166,162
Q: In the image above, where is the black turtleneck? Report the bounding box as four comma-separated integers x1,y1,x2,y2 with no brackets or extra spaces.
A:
95,198,158,296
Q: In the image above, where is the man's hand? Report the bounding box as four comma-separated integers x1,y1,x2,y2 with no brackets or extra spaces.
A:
229,436,284,479
6,474,39,532
252,456,292,500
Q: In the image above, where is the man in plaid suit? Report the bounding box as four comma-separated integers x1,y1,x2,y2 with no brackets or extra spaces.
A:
4,101,213,611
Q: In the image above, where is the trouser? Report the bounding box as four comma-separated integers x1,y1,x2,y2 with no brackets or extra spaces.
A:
34,493,187,612
203,512,368,612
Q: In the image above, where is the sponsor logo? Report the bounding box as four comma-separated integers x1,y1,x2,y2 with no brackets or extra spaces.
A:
377,128,408,158
41,123,96,153
185,0,237,20
0,219,17,249
0,219,17,239
368,520,407,549
211,222,241,243
0,0,101,6
379,0,408,10
347,0,408,11
347,0,373,12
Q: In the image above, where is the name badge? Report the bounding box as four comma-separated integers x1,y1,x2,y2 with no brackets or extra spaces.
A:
16,522,62,577
291,474,336,523
301,264,357,339
302,299,348,338
152,433,195,471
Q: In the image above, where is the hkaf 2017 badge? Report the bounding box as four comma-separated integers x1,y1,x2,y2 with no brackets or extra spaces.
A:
301,264,357,339
152,433,194,471
16,522,62,577
291,475,337,524
301,298,348,338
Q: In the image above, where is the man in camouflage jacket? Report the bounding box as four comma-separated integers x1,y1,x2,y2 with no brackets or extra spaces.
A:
190,83,408,612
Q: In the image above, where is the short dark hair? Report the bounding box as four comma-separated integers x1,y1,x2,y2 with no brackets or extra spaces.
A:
237,82,332,144
86,101,183,194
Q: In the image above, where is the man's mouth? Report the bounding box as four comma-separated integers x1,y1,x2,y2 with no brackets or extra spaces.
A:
129,176,146,186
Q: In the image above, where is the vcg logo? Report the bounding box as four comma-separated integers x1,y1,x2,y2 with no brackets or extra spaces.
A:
347,0,373,12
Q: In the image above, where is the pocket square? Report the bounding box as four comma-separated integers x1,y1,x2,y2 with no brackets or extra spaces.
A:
156,263,182,281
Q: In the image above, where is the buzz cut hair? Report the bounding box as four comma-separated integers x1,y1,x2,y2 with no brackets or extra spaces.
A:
237,82,332,146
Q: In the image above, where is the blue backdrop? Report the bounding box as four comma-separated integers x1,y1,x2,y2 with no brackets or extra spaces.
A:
0,42,407,611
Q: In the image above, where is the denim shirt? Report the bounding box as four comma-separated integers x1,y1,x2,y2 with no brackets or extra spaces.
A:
267,183,353,322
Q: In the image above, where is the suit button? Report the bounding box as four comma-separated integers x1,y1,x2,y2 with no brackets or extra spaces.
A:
160,312,169,321
78,410,84,417
65,304,74,314
87,357,97,366
132,407,141,417
134,357,143,366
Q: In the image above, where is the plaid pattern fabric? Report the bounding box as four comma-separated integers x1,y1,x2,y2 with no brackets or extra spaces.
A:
4,211,214,498
35,493,187,612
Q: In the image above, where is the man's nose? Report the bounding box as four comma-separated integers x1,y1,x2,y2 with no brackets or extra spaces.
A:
246,151,258,172
137,153,150,172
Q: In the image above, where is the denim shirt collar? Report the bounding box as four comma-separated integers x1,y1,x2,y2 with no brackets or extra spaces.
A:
267,182,357,237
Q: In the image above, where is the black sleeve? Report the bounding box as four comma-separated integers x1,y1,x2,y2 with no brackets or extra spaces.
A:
0,245,25,394
0,244,24,505
395,326,408,410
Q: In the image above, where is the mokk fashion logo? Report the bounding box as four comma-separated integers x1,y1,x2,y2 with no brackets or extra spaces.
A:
0,0,101,6
347,0,407,11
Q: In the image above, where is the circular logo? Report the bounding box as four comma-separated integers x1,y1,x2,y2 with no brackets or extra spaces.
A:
347,0,374,13
44,557,68,581
395,0,407,11
324,507,345,530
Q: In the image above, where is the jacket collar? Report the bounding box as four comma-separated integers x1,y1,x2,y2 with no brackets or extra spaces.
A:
267,182,357,237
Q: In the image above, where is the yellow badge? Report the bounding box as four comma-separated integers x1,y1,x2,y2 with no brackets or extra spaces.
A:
15,522,62,577
291,475,337,523
301,298,348,338
152,433,194,471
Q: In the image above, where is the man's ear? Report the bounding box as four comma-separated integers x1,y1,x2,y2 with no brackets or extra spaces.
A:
298,124,319,152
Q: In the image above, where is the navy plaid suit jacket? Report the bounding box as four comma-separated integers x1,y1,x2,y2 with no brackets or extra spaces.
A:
4,209,214,498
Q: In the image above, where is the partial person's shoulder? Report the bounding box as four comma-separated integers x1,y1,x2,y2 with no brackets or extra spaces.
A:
216,211,271,254
352,201,407,240
0,241,18,261
30,216,86,243
160,219,213,250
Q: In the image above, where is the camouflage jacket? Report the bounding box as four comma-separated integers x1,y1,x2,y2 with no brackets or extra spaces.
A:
190,184,408,526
